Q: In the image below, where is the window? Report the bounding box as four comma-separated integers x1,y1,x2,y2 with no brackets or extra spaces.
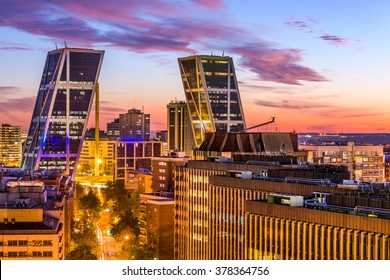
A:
8,251,18,257
8,240,18,246
18,251,28,258
159,169,166,173
43,251,53,257
158,162,167,166
32,251,43,257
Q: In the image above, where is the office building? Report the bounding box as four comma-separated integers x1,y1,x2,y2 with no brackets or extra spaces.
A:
21,48,104,179
302,142,385,182
178,55,246,147
0,124,22,167
0,181,68,260
107,118,120,140
119,108,150,141
114,140,162,188
167,100,194,155
174,157,390,260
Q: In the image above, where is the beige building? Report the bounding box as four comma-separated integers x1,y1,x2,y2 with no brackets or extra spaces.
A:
78,139,115,175
302,142,384,183
0,181,67,260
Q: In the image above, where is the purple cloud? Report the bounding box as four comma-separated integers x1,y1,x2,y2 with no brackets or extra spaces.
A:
318,35,351,47
0,0,328,85
285,17,360,47
232,43,327,84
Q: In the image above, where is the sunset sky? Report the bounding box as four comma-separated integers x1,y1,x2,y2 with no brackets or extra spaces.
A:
0,0,389,133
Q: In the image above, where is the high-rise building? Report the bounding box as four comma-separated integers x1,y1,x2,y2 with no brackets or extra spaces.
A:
178,55,246,147
21,48,104,179
119,108,150,141
167,100,194,155
0,124,22,167
107,118,120,140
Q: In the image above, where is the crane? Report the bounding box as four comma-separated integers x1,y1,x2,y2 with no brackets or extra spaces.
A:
239,117,276,132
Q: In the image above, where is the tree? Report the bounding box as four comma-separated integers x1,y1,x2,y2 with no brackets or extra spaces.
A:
66,244,98,260
78,189,102,222
120,238,156,260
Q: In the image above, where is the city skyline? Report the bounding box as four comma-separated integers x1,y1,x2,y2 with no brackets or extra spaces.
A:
1,0,389,133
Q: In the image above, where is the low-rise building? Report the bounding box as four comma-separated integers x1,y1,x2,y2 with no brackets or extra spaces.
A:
302,142,384,183
0,181,68,260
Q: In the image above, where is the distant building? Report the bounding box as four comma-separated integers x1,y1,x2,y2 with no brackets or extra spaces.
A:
178,55,246,147
302,142,385,183
139,194,174,260
114,140,162,188
107,118,120,140
119,108,150,141
0,124,22,167
0,181,69,260
155,130,167,143
21,47,104,179
125,169,153,192
167,100,194,156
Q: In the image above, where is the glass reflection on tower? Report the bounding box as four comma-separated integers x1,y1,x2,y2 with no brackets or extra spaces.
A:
22,48,104,179
178,55,246,147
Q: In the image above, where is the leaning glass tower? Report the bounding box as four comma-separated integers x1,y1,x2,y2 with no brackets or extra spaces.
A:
21,47,104,179
178,55,246,147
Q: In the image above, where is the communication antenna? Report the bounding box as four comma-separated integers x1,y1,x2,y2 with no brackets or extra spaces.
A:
64,41,68,48
222,50,225,56
55,43,58,50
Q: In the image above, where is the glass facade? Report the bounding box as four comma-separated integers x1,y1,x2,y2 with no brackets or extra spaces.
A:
22,48,104,179
178,55,246,147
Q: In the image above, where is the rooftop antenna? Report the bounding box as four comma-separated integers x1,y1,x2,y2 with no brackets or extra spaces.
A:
222,50,225,57
55,42,58,50
64,41,68,48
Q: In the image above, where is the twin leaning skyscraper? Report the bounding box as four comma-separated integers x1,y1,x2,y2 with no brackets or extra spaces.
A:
21,48,104,178
22,50,245,177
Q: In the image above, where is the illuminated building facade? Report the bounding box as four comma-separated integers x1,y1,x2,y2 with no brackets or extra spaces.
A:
178,55,246,147
303,142,385,182
78,139,115,175
21,48,104,179
0,181,67,260
0,124,22,167
174,159,390,260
